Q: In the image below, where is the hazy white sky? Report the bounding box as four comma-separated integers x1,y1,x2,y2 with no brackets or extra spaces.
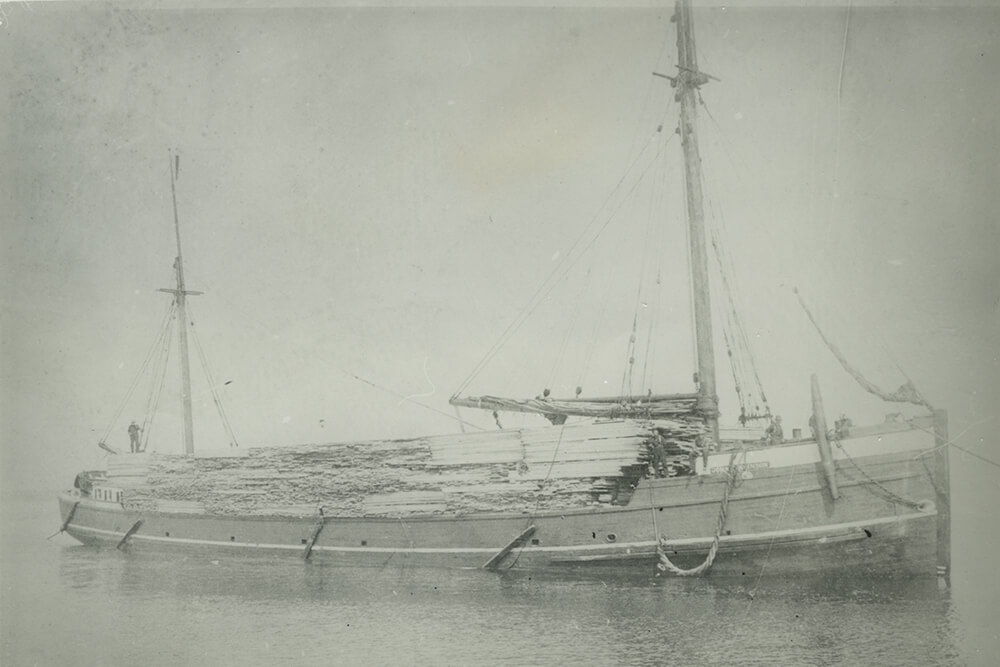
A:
2,2,997,499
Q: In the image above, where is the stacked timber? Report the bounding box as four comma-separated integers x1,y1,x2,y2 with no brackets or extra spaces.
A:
122,418,705,517
106,454,152,489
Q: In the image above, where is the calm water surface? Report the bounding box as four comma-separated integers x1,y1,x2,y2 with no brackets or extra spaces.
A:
0,497,984,666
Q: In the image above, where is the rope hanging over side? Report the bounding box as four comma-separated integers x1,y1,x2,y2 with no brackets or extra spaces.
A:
656,450,741,576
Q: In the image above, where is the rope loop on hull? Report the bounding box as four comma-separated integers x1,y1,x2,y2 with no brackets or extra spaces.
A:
657,451,740,577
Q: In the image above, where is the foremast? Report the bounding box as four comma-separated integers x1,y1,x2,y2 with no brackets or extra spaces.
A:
674,0,719,440
157,155,201,455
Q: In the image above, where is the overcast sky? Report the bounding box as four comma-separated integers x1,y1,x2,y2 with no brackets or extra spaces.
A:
2,3,997,501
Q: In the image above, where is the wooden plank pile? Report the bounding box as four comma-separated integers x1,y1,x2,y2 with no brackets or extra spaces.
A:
121,418,705,517
105,454,153,489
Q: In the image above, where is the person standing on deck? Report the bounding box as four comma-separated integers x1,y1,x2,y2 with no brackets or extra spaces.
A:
765,415,784,446
128,421,141,453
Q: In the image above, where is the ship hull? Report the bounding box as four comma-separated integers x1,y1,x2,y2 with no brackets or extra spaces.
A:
58,492,936,577
57,417,949,578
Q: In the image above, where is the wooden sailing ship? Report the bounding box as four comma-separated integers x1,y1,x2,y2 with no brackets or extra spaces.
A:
57,1,951,580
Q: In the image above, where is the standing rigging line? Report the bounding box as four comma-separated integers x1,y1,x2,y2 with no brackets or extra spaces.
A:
572,96,672,396
170,262,486,436
622,126,667,400
577,268,608,392
187,305,240,448
140,300,178,432
453,127,678,399
142,304,177,452
705,197,769,416
639,122,674,393
556,263,597,394
622,153,662,397
619,318,638,401
344,370,487,432
98,297,177,448
639,265,663,393
694,98,772,418
697,94,784,259
546,260,590,392
453,128,667,397
833,0,853,198
623,18,674,163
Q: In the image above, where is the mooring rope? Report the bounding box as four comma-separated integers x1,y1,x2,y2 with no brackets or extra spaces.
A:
657,450,741,576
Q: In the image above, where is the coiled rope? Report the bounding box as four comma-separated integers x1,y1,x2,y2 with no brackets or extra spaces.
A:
657,450,741,576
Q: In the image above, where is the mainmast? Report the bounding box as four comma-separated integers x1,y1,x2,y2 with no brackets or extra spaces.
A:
450,2,721,437
158,155,202,455
674,0,719,440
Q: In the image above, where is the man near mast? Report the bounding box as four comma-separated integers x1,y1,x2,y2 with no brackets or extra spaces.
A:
128,421,141,453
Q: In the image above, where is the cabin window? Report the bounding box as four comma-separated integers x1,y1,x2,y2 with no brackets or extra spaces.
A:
165,531,170,537
606,533,617,543
530,538,540,546
361,540,367,546
230,536,235,541
301,538,307,544
93,486,124,503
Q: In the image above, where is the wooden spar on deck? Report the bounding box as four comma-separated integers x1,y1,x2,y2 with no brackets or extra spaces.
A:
674,0,719,440
482,525,536,570
448,392,700,420
116,519,144,550
810,375,839,500
933,409,951,584
303,519,326,560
